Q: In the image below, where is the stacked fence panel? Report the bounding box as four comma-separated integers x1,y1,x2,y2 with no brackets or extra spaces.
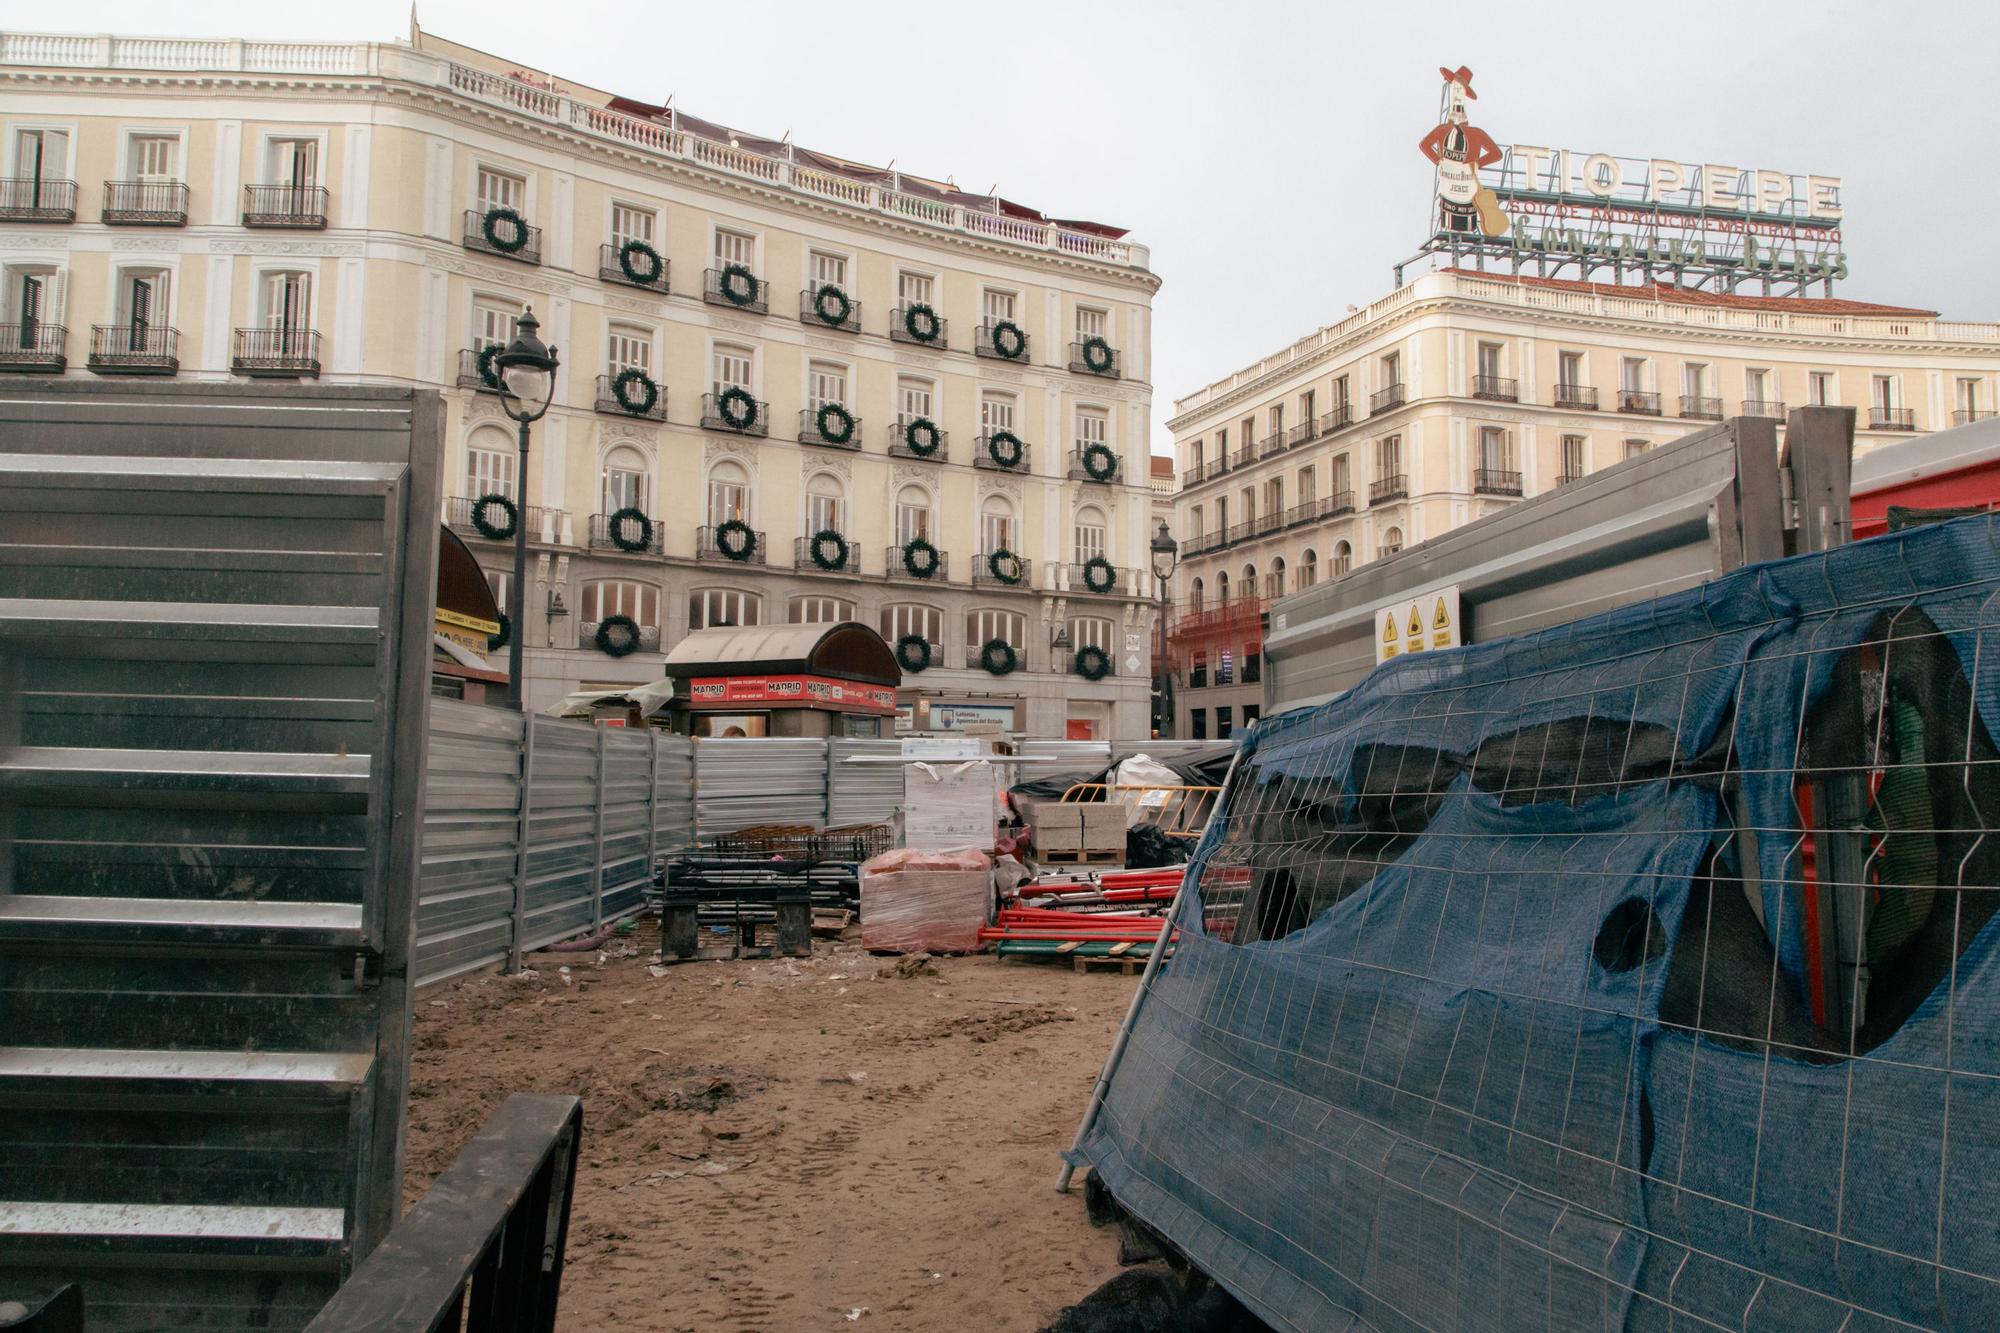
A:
827,739,903,826
598,727,653,921
695,737,827,834
518,717,597,952
653,733,694,854
416,700,523,982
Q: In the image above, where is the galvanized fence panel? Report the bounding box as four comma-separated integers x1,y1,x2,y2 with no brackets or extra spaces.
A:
598,727,653,921
416,700,524,983
694,737,827,834
827,739,903,826
518,716,598,953
653,733,694,853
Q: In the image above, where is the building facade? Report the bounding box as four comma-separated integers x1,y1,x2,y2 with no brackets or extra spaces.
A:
1166,269,2000,739
0,28,1160,736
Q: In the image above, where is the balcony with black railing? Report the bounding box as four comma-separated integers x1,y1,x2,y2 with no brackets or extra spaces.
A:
1328,489,1355,516
1068,447,1122,484
589,511,664,554
1230,445,1256,469
1475,468,1523,496
242,183,328,228
595,373,669,421
1472,374,1517,402
798,406,863,451
800,286,861,331
1680,394,1724,421
1287,420,1318,448
1224,520,1254,546
456,347,503,393
0,177,77,222
1068,339,1121,378
1741,399,1787,419
598,241,669,294
1554,383,1599,411
697,523,767,564
700,390,770,437
1370,474,1408,504
975,319,1031,362
1956,409,1997,426
462,208,541,264
974,433,1031,473
87,325,178,375
445,496,566,543
795,533,861,574
102,180,189,226
230,328,319,377
1255,511,1283,537
1258,434,1287,460
888,420,950,462
1180,531,1219,557
1371,383,1406,415
890,304,948,349
704,267,768,314
1283,498,1324,527
1870,406,1917,431
0,322,67,372
1617,389,1663,415
1067,562,1126,596
972,551,1033,589
579,620,661,653
1320,403,1356,434
884,545,950,582
1181,457,1228,487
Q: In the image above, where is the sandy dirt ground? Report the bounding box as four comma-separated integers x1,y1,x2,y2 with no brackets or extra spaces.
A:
406,919,1137,1331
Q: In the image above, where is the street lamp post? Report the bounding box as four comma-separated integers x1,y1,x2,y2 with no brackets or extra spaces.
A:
1150,520,1179,739
493,307,560,711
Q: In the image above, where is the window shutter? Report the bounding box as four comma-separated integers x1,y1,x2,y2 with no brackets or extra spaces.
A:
44,269,66,327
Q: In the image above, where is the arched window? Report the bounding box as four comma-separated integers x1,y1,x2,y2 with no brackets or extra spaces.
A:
881,603,943,647
581,579,660,650
1073,504,1107,563
1242,564,1257,597
1299,549,1318,588
1332,541,1353,577
601,444,649,513
689,588,761,629
788,594,855,624
895,484,933,545
1068,615,1114,651
1190,577,1205,613
1217,570,1230,603
1378,526,1404,560
806,470,844,534
980,493,1015,553
465,423,515,500
1268,556,1287,599
966,608,1025,661
708,459,750,528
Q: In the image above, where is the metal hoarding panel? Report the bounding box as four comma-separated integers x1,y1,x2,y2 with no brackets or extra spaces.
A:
694,738,827,834
0,381,442,1329
826,739,902,827
519,717,597,951
416,699,523,984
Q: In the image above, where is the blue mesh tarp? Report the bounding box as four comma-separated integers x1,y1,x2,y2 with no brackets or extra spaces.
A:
1072,516,2000,1331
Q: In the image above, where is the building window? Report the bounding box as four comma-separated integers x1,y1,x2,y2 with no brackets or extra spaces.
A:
1267,403,1285,439
1240,487,1256,526
1244,704,1261,726
600,445,649,513
1624,438,1651,460
1377,435,1402,479
1243,649,1262,684
1264,478,1284,522
606,324,652,377
882,603,943,647
1074,505,1107,562
261,270,312,336
465,426,516,501
967,608,1024,649
1300,389,1316,425
1332,453,1351,497
1621,357,1648,391
1872,375,1897,411
1239,417,1255,453
1478,426,1514,474
1215,496,1229,535
689,588,761,629
472,297,519,351
1558,350,1585,390
894,484,933,546
128,133,178,180
1957,378,1984,419
1190,577,1204,613
582,579,658,632
475,166,525,213
714,228,755,267
1560,434,1586,483
1267,557,1286,599
806,471,844,534
1076,406,1109,451
1334,375,1351,409
1189,709,1207,740
1332,541,1352,576
1681,362,1710,398
789,595,855,624
707,459,750,527
115,268,169,334
1189,505,1203,541
1299,549,1318,588
1216,649,1234,686
983,289,1017,322
1075,305,1107,340
1477,342,1504,381
898,376,935,428
1809,371,1836,406
1378,526,1404,560
1216,706,1234,740
809,360,849,411
484,568,511,616
1216,570,1229,604
1381,351,1402,387
980,494,1015,552
1745,367,1771,403
610,203,655,247
1069,615,1113,651
712,343,753,394
14,127,70,186
810,250,847,288
897,271,936,308
980,390,1015,435
1298,465,1317,505
265,136,317,189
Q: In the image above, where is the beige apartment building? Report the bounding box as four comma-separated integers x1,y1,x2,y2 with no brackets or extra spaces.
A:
0,28,1160,736
1166,268,2000,740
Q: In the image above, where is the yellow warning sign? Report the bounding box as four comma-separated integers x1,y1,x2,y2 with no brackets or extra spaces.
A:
1431,596,1455,649
1383,617,1398,643
1374,585,1463,665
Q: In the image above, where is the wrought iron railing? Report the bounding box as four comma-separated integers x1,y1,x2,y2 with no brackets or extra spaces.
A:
1068,448,1122,483
0,176,77,221
696,524,767,564
0,321,66,371
1370,473,1408,503
456,347,502,393
1370,383,1405,414
242,182,328,227
1068,340,1122,377
883,545,949,581
1955,409,1996,426
230,327,320,376
1067,562,1125,595
1288,420,1318,447
102,179,189,225
972,552,1033,588
700,391,770,437
974,319,1031,361
1869,406,1916,430
1474,468,1523,496
799,287,861,330
1741,399,1787,419
1472,374,1517,401
598,241,670,293
1327,488,1355,515
589,510,664,554
1255,511,1282,536
1320,403,1355,434
1617,389,1663,415
703,267,768,314
889,421,951,462
795,533,860,573
462,207,541,264
595,373,669,421
1554,383,1599,410
1680,394,1724,421
1258,434,1287,460
798,407,863,450
87,324,179,374
444,496,565,542
889,304,949,349
974,433,1030,472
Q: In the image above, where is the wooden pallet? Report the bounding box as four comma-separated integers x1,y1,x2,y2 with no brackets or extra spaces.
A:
1035,848,1123,866
1073,946,1155,975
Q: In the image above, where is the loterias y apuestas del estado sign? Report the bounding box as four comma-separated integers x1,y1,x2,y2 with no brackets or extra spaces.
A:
1420,66,1845,284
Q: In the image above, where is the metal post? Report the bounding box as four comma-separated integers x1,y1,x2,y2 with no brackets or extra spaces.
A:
1056,739,1245,1192
589,720,608,933
644,729,660,881
506,417,530,710
1155,578,1173,739
507,711,536,973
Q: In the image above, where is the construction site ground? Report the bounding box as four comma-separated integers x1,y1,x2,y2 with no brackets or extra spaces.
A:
406,918,1134,1331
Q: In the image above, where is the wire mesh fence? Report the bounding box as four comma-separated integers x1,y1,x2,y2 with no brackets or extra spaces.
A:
1074,514,2000,1331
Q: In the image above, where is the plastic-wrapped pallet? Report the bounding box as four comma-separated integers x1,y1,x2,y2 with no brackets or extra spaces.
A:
860,848,993,953
902,757,998,851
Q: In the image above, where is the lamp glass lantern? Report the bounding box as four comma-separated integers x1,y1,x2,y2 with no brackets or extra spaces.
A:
1150,519,1180,583
494,307,560,423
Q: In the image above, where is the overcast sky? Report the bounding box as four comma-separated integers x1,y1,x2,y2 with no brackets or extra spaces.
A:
55,0,2000,451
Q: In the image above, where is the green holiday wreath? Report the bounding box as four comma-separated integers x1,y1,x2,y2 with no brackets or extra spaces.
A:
716,386,759,431
979,638,1019,676
812,283,852,327
714,518,757,562
1080,441,1118,482
985,548,1024,586
902,301,941,343
900,536,941,580
989,319,1027,360
985,430,1024,469
611,368,659,416
617,238,664,285
475,342,503,389
814,402,857,445
902,416,941,457
471,492,518,541
895,633,932,673
808,528,850,571
480,205,529,254
487,611,511,652
1079,334,1115,374
1073,645,1111,681
1081,555,1118,595
607,506,653,552
596,614,641,657
718,262,758,307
